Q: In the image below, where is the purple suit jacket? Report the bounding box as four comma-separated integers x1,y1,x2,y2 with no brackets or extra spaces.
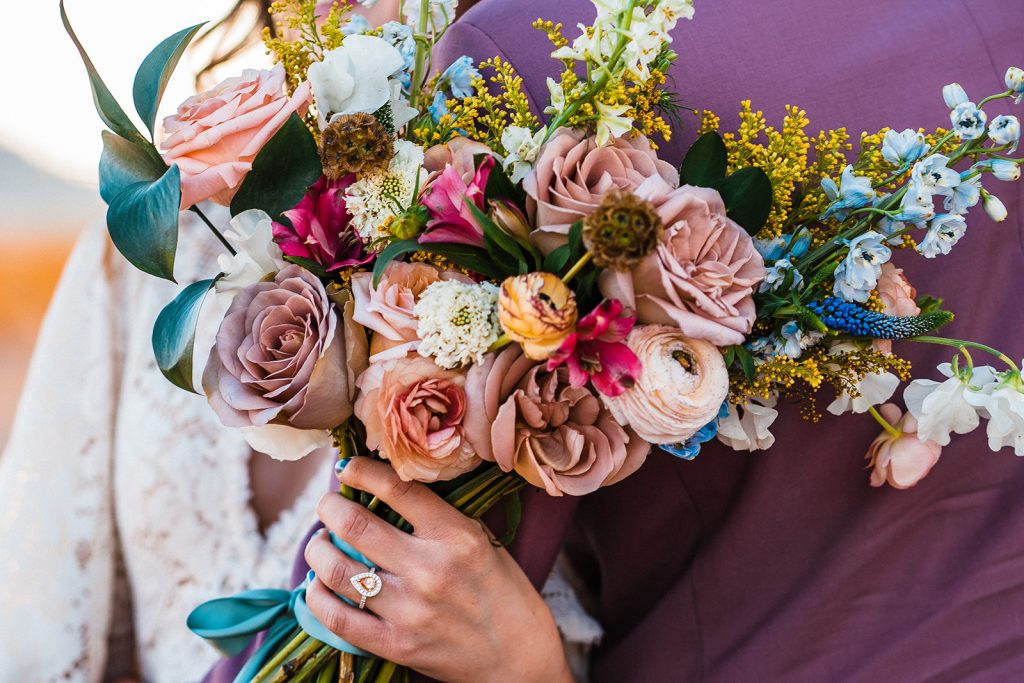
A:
209,1,1024,680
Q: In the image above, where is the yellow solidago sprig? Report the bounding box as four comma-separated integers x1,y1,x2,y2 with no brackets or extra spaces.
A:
264,0,349,92
445,57,540,149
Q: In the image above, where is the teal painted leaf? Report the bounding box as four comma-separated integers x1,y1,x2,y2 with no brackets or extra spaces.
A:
106,164,182,281
719,167,773,235
680,132,728,187
133,22,207,139
99,131,167,203
61,1,151,150
230,113,321,218
153,278,216,393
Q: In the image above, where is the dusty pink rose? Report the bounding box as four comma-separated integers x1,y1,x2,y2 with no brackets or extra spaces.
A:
867,403,943,489
203,265,369,460
464,347,650,496
523,128,679,253
162,65,311,209
600,183,766,346
355,355,481,483
602,325,730,445
874,263,921,355
351,262,471,362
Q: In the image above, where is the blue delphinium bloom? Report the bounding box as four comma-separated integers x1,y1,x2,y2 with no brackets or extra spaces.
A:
754,231,811,261
943,172,981,214
342,15,372,35
977,159,1021,181
439,55,480,99
759,258,803,293
912,154,961,194
746,336,778,361
917,213,967,258
428,91,449,123
776,321,822,359
822,165,877,220
950,101,988,140
890,178,935,223
660,403,730,460
833,231,891,303
989,114,1020,152
380,22,416,88
881,128,929,168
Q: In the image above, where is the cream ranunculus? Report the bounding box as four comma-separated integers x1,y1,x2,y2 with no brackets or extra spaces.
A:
308,35,405,129
602,325,729,444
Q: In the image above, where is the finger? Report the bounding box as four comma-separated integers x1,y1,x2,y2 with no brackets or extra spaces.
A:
316,491,415,571
305,577,397,659
336,457,467,537
304,531,398,615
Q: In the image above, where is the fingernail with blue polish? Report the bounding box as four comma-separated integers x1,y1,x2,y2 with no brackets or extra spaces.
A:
334,458,351,479
306,570,316,585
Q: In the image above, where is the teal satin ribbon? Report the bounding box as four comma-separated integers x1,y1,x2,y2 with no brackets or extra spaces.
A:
187,533,376,681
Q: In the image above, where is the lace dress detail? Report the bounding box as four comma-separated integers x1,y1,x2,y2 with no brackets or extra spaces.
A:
0,206,600,682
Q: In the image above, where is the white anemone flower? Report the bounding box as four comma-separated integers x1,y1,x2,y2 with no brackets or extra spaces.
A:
964,375,1024,455
308,35,405,129
718,396,779,452
904,363,998,446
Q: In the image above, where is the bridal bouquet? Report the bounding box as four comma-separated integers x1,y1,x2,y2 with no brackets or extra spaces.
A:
64,0,1024,679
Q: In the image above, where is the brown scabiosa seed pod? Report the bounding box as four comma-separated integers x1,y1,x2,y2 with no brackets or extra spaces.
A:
582,190,665,271
319,112,393,179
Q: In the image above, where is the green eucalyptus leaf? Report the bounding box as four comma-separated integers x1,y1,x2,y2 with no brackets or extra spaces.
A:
99,130,167,204
230,113,321,218
106,164,182,282
61,1,151,150
680,132,728,187
133,22,207,139
719,167,773,235
153,278,216,393
372,239,421,287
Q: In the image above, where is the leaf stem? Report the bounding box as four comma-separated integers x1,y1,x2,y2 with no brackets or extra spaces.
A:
189,206,236,256
561,252,593,284
867,405,902,439
906,335,1020,373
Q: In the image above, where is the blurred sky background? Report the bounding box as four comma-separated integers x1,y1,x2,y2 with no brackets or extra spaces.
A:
0,0,261,447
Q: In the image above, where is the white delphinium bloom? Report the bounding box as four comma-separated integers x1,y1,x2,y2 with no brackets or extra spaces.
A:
943,173,981,214
414,280,501,369
308,35,405,129
942,83,969,109
904,363,998,446
881,128,929,167
718,395,779,452
983,191,1008,222
964,370,1024,455
833,231,891,303
1005,67,1024,103
912,154,961,196
404,0,458,31
988,114,1020,151
501,126,546,183
759,258,802,293
892,177,935,224
345,140,427,244
595,101,633,146
821,165,878,220
215,209,285,302
917,213,967,257
775,321,822,359
950,101,988,141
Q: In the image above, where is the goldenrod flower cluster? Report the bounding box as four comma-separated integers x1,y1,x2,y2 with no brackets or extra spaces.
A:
263,0,348,92
440,58,540,150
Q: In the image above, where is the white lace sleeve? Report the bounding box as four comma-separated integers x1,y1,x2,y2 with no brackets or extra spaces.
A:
542,552,603,683
0,221,124,683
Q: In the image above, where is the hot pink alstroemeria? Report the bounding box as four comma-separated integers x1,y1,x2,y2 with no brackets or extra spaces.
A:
272,175,372,271
419,155,495,247
547,299,641,397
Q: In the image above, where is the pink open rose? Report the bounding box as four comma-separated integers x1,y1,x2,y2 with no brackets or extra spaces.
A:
351,262,472,362
203,265,369,460
162,64,311,209
601,183,766,346
464,347,650,496
523,128,679,253
355,355,481,483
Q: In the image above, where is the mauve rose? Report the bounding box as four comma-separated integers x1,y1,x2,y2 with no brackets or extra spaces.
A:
601,182,766,346
464,347,649,496
351,262,471,362
523,128,679,253
162,65,310,209
203,265,368,460
602,325,729,445
355,355,481,483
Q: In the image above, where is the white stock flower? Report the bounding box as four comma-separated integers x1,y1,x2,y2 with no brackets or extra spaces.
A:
215,209,285,302
501,126,546,183
904,363,998,446
717,395,779,452
308,35,405,129
345,139,427,243
595,101,633,146
964,374,1024,455
414,280,500,369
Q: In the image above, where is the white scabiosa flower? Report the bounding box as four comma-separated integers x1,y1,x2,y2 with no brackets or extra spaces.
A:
904,363,998,446
414,280,501,369
717,395,779,452
345,140,427,244
501,126,545,183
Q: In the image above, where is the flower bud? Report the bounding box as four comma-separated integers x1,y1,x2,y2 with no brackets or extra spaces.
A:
498,273,578,360
489,200,533,243
989,160,1021,181
988,115,1021,149
983,191,1008,223
389,206,428,240
1006,67,1024,102
942,82,969,109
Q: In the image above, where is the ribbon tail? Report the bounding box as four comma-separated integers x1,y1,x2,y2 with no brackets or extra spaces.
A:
232,617,302,683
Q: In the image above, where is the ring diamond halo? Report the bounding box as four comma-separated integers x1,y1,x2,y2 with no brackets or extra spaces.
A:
351,568,383,608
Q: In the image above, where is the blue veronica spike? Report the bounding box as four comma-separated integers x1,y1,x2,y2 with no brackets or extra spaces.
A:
806,297,953,339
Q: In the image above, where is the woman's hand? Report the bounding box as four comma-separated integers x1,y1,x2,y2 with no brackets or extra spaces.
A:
304,458,574,683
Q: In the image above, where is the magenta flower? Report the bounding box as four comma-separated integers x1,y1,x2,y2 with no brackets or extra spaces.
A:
419,155,495,247
272,175,372,271
547,299,642,397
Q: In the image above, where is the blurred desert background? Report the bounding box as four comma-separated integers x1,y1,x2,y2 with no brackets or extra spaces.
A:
0,0,241,450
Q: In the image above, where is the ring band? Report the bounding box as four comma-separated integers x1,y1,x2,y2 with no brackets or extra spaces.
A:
351,567,383,609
